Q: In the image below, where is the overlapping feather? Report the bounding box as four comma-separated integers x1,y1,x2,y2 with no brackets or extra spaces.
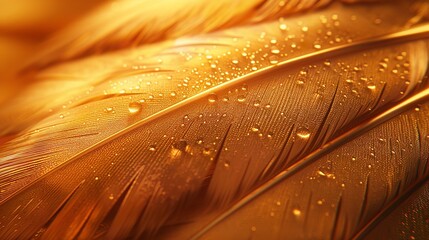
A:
1,0,429,239
28,0,393,69
0,0,109,108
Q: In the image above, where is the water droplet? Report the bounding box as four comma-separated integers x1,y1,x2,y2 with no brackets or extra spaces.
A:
269,55,279,64
301,26,309,32
104,107,114,113
352,157,357,161
267,132,274,138
232,59,239,64
224,162,230,168
128,101,142,114
271,46,280,54
222,96,229,102
95,177,99,181
242,84,248,91
109,194,114,200
324,60,331,66
203,147,212,156
317,169,335,179
368,164,372,169
59,114,64,119
196,139,203,145
317,161,335,179
378,62,388,71
170,91,177,97
172,139,188,151
210,63,217,69
292,209,301,217
367,83,376,90
296,127,311,139
149,145,156,151
251,126,260,132
253,100,261,107
279,23,288,30
208,93,218,103
313,44,322,49
237,95,246,102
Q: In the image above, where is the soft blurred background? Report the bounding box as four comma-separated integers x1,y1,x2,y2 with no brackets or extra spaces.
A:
0,0,108,104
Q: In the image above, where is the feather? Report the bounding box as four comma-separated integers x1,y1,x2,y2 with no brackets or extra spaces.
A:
360,177,429,239
0,35,39,105
176,91,429,239
27,0,370,69
0,0,421,138
1,0,429,239
0,0,108,35
0,0,109,114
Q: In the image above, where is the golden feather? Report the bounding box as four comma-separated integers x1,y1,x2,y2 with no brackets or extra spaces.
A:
0,0,429,239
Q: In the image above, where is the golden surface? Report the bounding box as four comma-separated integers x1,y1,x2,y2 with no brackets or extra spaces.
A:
0,0,429,239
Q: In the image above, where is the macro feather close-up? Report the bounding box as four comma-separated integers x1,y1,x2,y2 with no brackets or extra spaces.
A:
1,0,429,239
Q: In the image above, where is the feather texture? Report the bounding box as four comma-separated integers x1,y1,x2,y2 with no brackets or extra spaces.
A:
0,0,108,109
362,178,429,239
1,0,429,239
27,0,385,69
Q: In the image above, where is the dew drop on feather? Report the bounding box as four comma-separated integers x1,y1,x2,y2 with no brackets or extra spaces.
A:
172,139,188,151
269,55,279,64
296,127,311,139
253,100,261,107
237,95,246,102
104,107,114,113
128,101,142,114
293,209,301,217
208,93,218,103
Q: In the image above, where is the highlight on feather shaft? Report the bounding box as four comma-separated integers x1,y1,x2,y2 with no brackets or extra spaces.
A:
1,0,429,239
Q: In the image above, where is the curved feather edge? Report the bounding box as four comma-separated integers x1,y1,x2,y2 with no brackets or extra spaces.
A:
26,0,384,69
189,87,429,239
0,30,427,240
0,2,426,240
1,1,422,201
353,176,429,239
2,23,428,203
